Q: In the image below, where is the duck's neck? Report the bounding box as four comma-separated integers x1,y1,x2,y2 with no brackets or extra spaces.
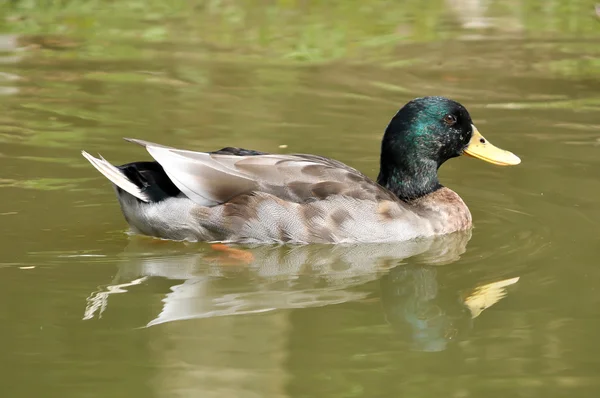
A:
376,157,442,202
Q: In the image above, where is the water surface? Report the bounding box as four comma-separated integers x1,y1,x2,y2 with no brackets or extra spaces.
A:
1,7,600,397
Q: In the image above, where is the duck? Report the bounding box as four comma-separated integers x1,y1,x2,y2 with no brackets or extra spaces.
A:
82,96,520,244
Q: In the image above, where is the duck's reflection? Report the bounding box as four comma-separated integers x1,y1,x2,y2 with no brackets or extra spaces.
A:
84,232,472,326
84,230,518,351
381,264,519,351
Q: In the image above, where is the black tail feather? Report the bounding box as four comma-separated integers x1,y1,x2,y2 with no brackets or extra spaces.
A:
118,161,181,202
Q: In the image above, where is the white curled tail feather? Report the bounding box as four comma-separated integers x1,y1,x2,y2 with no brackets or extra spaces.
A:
82,150,150,202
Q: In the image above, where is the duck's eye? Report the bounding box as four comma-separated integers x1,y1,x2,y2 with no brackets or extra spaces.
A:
443,114,457,126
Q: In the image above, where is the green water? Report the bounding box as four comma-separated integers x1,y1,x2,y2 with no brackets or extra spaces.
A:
2,2,600,397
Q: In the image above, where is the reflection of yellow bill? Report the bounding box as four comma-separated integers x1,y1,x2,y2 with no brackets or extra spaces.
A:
463,276,520,318
464,125,521,166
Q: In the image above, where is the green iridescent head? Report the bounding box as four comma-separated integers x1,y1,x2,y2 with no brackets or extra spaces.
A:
377,96,520,201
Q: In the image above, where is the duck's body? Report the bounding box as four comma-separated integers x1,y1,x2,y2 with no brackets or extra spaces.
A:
83,97,520,244
97,147,471,243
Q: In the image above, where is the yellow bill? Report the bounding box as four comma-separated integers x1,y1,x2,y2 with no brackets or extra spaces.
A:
463,125,521,166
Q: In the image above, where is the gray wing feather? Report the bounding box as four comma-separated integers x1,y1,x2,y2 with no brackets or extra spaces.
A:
125,138,394,207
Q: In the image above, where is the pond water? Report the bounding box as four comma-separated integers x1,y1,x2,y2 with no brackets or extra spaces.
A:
1,6,600,397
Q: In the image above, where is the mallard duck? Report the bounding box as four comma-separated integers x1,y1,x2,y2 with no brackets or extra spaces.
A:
82,96,520,244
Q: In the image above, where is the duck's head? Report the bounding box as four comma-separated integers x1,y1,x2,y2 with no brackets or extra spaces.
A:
377,96,520,201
